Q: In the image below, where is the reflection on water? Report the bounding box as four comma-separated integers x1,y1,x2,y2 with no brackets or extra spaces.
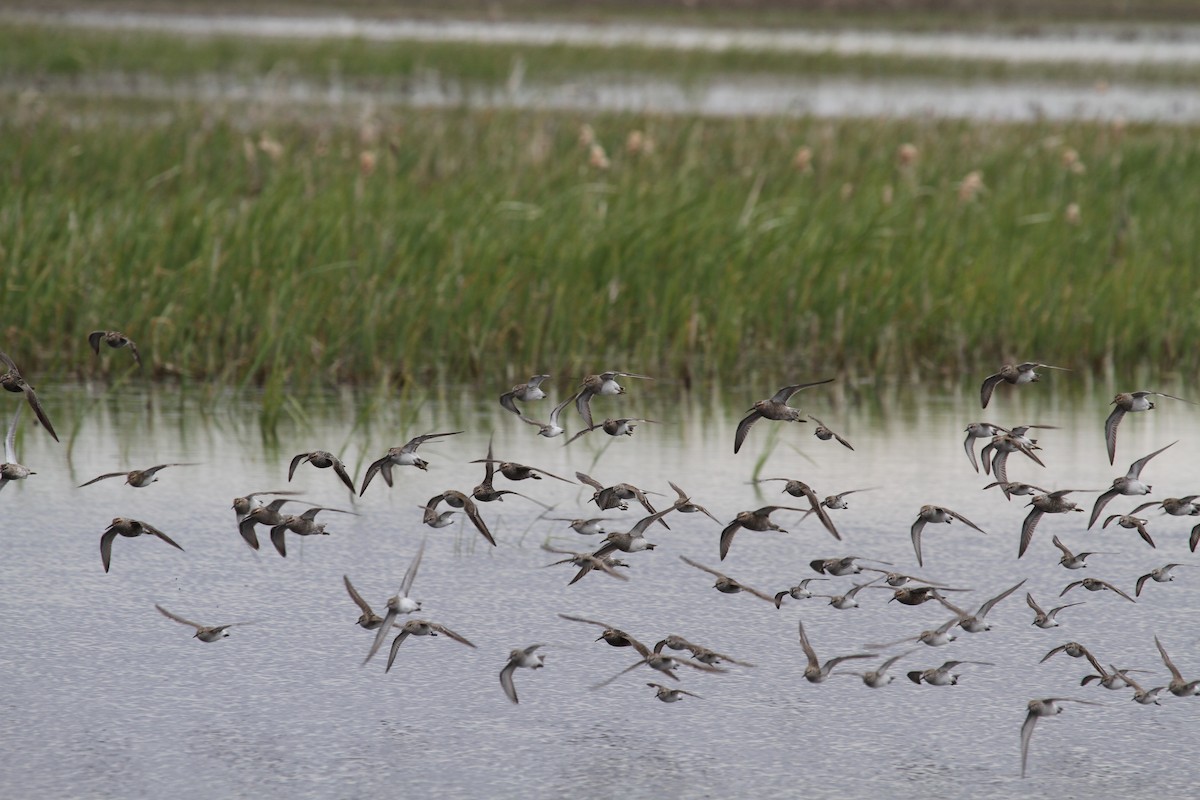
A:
2,383,1199,798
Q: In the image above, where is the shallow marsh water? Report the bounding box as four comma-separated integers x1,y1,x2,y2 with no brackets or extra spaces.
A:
2,383,1199,798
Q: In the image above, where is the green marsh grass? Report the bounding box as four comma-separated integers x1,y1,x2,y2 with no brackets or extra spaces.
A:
3,97,1200,400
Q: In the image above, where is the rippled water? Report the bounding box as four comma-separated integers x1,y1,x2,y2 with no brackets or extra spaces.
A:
2,384,1198,798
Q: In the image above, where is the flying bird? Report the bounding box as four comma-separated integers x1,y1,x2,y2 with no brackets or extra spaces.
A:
733,378,835,454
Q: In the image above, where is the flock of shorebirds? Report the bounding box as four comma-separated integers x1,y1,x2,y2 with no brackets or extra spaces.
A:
5,343,1200,777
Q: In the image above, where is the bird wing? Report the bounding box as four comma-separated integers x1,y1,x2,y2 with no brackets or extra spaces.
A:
431,623,476,647
679,555,723,579
979,372,1004,409
384,630,412,673
148,526,185,551
733,410,763,454
269,525,288,557
909,518,927,567
796,619,818,670
359,457,388,496
1155,636,1184,682
976,579,1027,619
331,459,356,493
1104,406,1125,465
400,540,425,597
962,434,980,472
463,500,496,546
78,471,127,488
1018,509,1045,558
1051,535,1073,559
100,528,118,573
20,383,58,442
771,378,834,403
718,521,741,561
573,389,595,429
1087,489,1120,529
287,453,307,482
343,575,374,616
499,391,520,416
574,471,605,492
1019,708,1040,778
87,331,105,354
1128,440,1177,479
3,404,19,463
499,661,520,703
155,604,202,629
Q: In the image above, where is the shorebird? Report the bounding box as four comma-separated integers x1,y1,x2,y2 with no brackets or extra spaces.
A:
565,417,658,446
540,544,630,584
667,481,721,523
1101,513,1156,548
733,378,834,454
1020,490,1089,558
1040,642,1104,674
268,507,355,557
384,620,476,673
983,481,1049,501
470,439,548,505
979,361,1069,408
647,683,702,702
469,456,572,484
797,618,871,683
1135,563,1194,596
846,650,916,688
979,433,1045,484
1026,592,1083,628
963,422,1008,472
773,578,829,607
88,330,141,366
810,555,892,577
231,490,301,523
420,503,459,528
816,487,876,511
288,450,355,493
1051,535,1115,570
753,478,841,540
0,348,58,442
557,614,644,649
591,640,726,689
867,614,963,649
547,517,610,535
1121,674,1166,705
809,415,853,450
1105,390,1197,464
910,505,986,567
426,491,496,546
78,462,196,489
360,431,463,494
1020,698,1102,778
652,636,754,668
1088,442,1176,528
1060,577,1135,603
362,542,426,663
818,578,883,611
907,660,991,686
0,405,33,492
100,517,184,573
518,395,574,439
1081,663,1148,691
499,644,545,704
588,508,674,560
237,497,309,550
573,370,652,428
575,472,668,526
343,575,393,630
679,555,778,605
1132,495,1200,518
499,374,550,416
936,580,1026,632
1154,636,1200,696
719,505,807,560
154,604,248,642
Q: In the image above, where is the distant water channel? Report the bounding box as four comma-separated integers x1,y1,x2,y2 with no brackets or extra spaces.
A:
2,383,1198,798
7,10,1200,122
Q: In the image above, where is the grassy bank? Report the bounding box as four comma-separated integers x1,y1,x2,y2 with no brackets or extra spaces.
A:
1,22,1197,88
3,96,1199,397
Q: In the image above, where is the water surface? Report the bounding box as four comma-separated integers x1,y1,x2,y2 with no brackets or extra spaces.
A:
2,384,1198,798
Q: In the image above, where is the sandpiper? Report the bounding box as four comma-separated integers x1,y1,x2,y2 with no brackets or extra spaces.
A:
88,330,141,367
426,491,496,546
237,497,309,550
573,370,652,428
979,361,1069,408
809,555,892,577
1026,592,1083,628
500,644,546,704
268,506,355,557
100,517,184,573
576,471,668,526
546,517,611,535
592,640,726,689
818,487,877,510
910,505,986,567
809,415,854,450
78,462,197,489
343,575,391,630
979,433,1045,484
773,578,829,607
733,378,835,454
1020,698,1102,778
1051,535,1115,570
848,650,916,688
936,579,1026,633
155,604,247,642
1135,563,1194,597
754,478,841,541
1088,441,1176,528
384,620,476,673
1105,390,1197,464
499,375,550,416
1040,642,1104,674
652,636,754,668
0,405,33,492
1060,577,1135,603
231,490,301,523
906,660,991,686
288,450,355,493
1100,513,1156,548
1154,636,1200,696
518,395,574,439
1019,490,1089,558
360,431,463,494
797,618,872,683
647,683,702,702
0,348,58,442
679,555,779,605
540,544,630,584
667,481,721,523
963,422,1008,472
362,542,427,663
557,614,645,649
565,417,658,446
719,505,807,561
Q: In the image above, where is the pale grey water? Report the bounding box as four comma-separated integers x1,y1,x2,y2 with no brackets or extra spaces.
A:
2,384,1199,798
8,10,1200,123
